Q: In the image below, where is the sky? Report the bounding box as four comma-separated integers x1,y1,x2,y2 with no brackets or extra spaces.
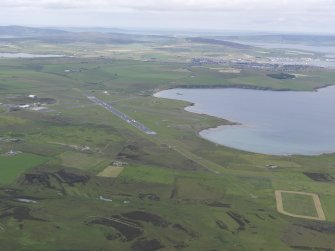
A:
0,0,334,34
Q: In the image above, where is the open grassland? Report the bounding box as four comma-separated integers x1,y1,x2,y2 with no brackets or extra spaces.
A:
0,39,334,250
58,151,109,172
0,153,48,185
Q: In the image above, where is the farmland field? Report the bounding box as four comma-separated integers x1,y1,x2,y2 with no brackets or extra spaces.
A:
0,153,48,185
282,192,318,217
97,166,124,177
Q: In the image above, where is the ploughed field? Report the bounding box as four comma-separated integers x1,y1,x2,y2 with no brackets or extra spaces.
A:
0,39,335,251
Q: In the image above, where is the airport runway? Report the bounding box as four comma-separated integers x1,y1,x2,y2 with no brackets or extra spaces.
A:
87,96,157,135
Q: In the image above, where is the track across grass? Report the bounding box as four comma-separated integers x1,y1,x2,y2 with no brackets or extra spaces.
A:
275,190,326,221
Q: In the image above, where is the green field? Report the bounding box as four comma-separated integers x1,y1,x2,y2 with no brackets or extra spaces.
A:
0,153,48,185
58,151,109,171
282,192,318,218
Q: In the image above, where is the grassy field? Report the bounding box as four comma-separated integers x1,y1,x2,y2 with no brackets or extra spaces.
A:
97,166,124,177
0,153,48,185
0,36,334,250
281,192,319,218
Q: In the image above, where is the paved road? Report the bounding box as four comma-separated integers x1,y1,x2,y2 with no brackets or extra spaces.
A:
87,96,157,135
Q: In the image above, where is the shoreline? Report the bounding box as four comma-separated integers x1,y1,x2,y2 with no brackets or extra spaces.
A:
166,83,334,92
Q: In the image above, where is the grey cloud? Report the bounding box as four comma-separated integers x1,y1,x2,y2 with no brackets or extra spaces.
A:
0,0,334,34
0,0,334,12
